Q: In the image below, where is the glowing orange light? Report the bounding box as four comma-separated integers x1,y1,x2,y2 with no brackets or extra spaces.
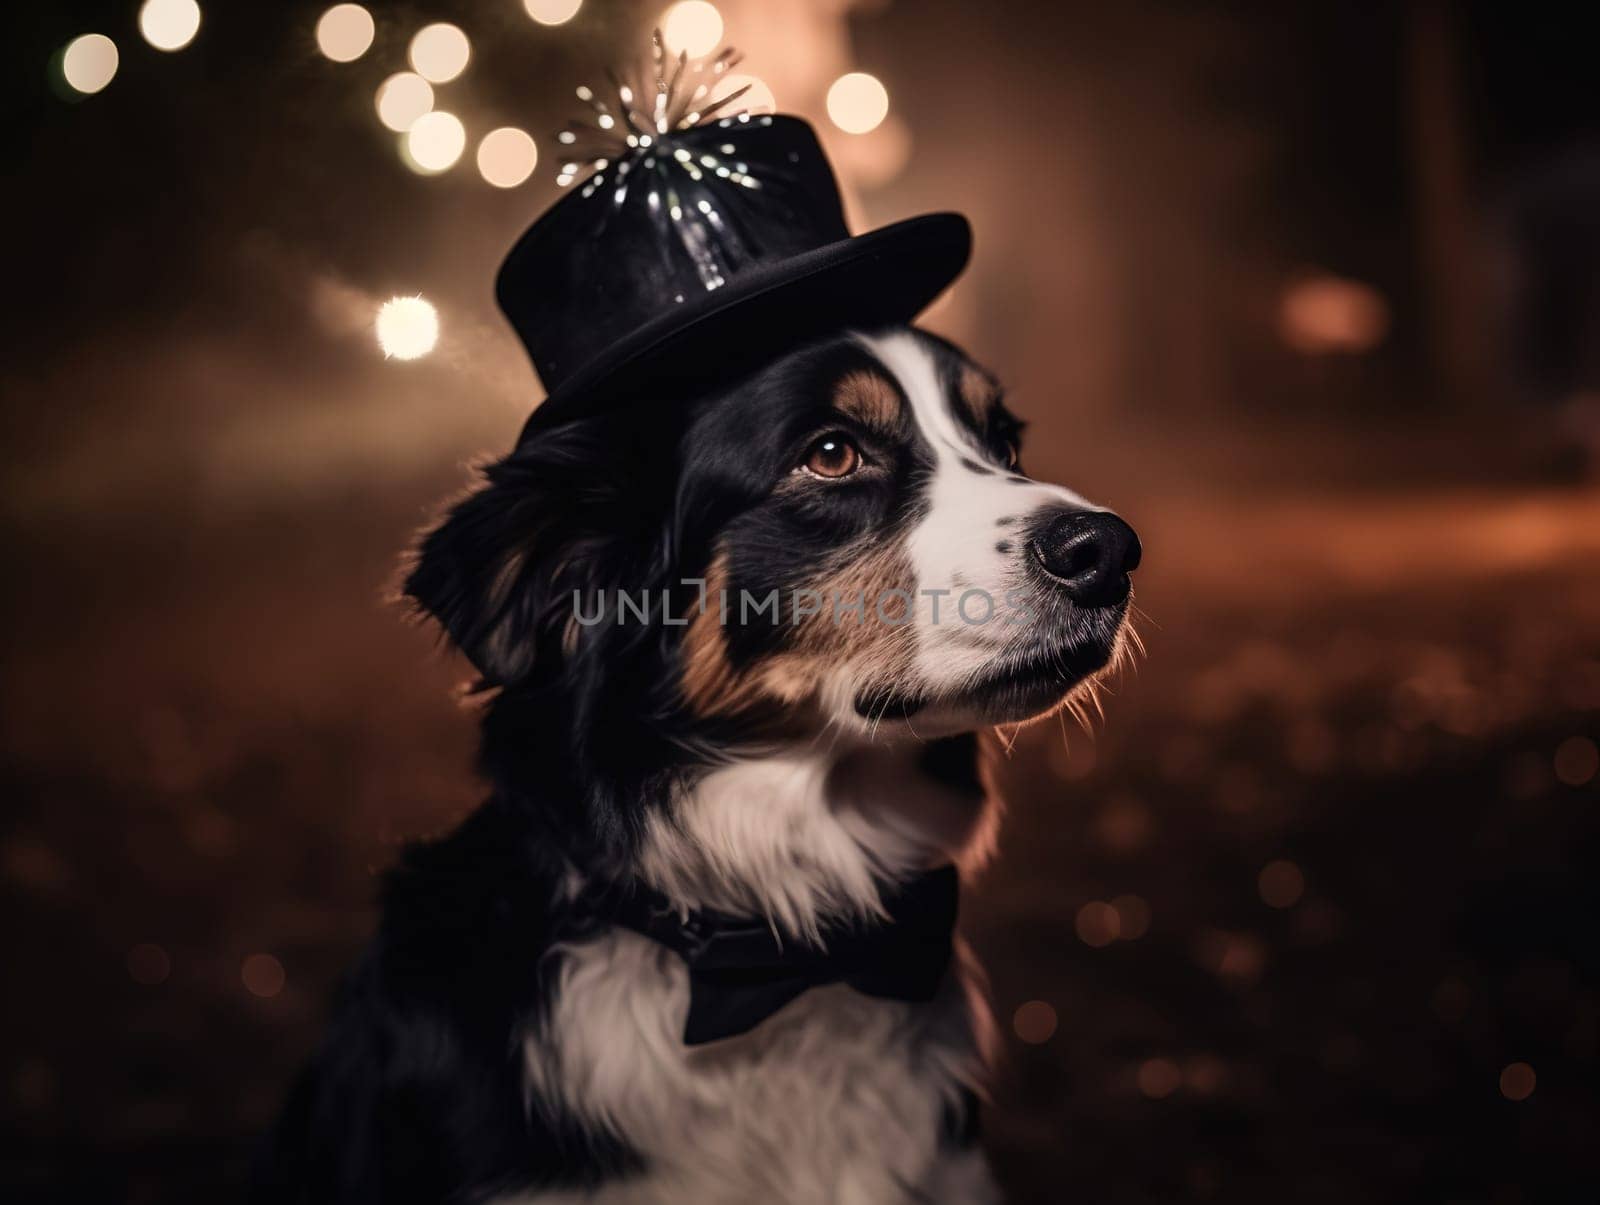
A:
660,2,723,58
1012,1000,1058,1044
242,953,286,998
827,72,890,135
1499,1062,1535,1101
1184,1055,1227,1095
1258,860,1306,909
1075,900,1121,948
1197,929,1267,983
1111,894,1152,939
1554,736,1598,786
1138,1058,1181,1100
1279,274,1390,355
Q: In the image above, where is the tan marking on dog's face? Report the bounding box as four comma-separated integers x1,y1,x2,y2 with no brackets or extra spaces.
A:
793,541,918,675
681,553,763,720
678,538,920,729
830,368,905,437
956,362,1002,429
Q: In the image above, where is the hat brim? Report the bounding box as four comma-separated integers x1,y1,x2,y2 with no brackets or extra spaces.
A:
516,212,971,441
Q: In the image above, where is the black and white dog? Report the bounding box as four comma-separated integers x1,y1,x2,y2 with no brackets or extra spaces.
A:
257,327,1140,1203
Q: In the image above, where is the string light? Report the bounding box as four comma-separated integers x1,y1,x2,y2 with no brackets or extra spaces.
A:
316,5,375,63
1111,894,1152,939
1075,900,1121,947
525,0,583,25
1012,1000,1058,1044
1184,1054,1228,1096
241,953,286,998
1553,735,1598,786
60,34,119,95
1138,1058,1181,1100
139,0,202,53
375,72,433,133
477,128,538,188
1499,1062,1536,1101
405,111,466,174
409,23,470,85
1279,274,1390,355
375,296,439,360
827,72,889,134
660,2,724,58
1258,860,1306,909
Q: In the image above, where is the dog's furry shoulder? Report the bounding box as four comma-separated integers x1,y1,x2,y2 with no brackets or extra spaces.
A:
252,801,638,1204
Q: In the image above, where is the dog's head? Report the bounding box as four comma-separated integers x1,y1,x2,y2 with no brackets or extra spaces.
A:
406,326,1139,826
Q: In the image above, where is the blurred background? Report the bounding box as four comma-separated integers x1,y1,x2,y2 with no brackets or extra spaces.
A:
4,1,1599,1200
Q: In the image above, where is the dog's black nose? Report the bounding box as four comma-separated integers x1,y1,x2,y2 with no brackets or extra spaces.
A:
1030,511,1142,607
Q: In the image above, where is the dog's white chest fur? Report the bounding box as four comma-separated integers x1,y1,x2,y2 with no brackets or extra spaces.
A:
506,747,1001,1204
512,928,996,1205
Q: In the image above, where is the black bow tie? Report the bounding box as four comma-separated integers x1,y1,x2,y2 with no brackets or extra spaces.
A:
605,866,959,1045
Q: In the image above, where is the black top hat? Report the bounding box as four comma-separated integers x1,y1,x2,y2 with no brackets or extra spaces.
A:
496,46,971,441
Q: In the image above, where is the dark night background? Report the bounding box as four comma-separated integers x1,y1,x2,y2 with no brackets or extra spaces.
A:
4,1,1599,1201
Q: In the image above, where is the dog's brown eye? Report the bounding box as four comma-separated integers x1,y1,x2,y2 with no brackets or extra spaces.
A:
1001,439,1020,471
801,433,861,479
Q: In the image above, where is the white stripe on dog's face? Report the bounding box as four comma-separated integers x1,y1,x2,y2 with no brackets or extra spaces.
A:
858,331,1096,696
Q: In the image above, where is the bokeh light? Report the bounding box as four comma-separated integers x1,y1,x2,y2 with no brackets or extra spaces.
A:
1138,1057,1182,1099
660,1,724,59
138,0,202,53
1258,859,1306,909
315,5,375,63
241,953,286,998
827,72,890,135
375,296,439,360
1499,1061,1536,1101
525,0,583,25
1075,900,1121,947
1013,1000,1058,1044
1279,274,1391,355
1553,735,1598,785
712,72,775,116
476,128,538,189
1111,893,1152,939
409,23,470,85
1184,1054,1228,1095
1197,928,1267,984
60,34,119,96
405,111,467,174
375,72,433,133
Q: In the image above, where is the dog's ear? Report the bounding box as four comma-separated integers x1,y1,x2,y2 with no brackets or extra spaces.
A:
404,421,627,685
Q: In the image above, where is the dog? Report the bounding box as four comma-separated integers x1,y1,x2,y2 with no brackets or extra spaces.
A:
255,325,1141,1203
